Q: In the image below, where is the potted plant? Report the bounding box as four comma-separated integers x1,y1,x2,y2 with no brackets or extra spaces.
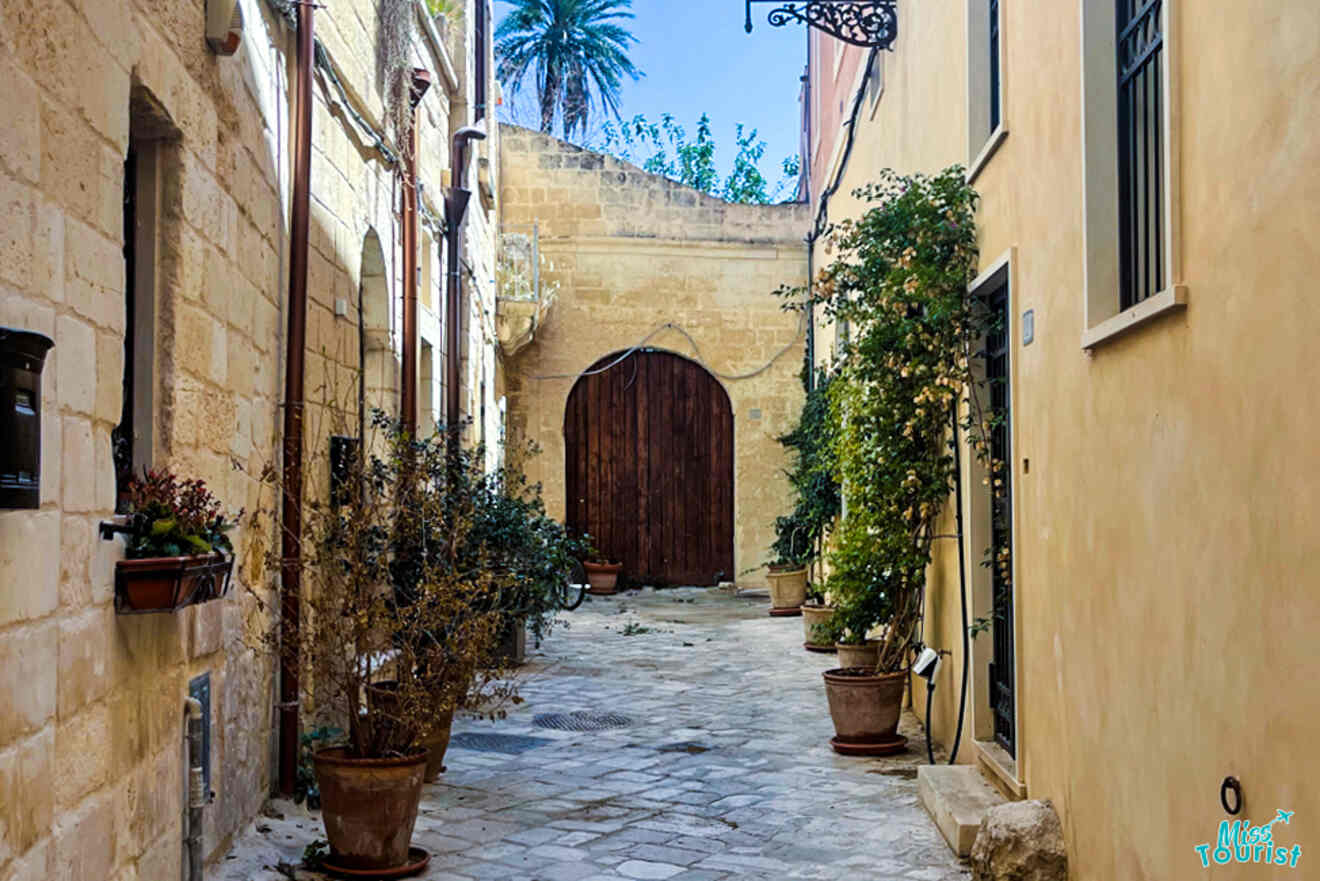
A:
765,362,841,618
801,584,836,652
463,443,592,666
583,546,623,595
811,168,986,758
112,470,237,613
250,417,515,873
833,602,883,668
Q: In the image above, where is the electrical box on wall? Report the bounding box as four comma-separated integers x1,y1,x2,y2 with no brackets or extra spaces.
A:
0,328,54,510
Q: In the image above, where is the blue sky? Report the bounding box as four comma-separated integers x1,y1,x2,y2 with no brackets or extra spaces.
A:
494,1,807,180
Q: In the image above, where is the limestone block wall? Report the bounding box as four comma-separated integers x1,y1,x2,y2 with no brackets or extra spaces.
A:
0,2,290,878
499,126,810,586
0,0,500,878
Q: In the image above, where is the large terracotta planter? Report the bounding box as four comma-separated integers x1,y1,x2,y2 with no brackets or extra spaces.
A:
766,567,808,613
801,604,836,652
584,561,623,595
822,668,908,756
836,641,880,669
114,553,233,614
313,748,428,870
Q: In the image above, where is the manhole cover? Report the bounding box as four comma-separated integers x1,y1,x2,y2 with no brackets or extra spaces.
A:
532,711,634,732
449,732,553,755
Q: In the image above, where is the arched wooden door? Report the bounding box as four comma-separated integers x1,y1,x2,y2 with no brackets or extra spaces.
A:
565,350,734,586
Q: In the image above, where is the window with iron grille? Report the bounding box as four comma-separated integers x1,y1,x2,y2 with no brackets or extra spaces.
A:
474,0,488,120
989,0,1001,132
1116,0,1165,309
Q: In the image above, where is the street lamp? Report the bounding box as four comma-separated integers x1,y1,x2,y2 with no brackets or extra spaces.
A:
743,1,899,50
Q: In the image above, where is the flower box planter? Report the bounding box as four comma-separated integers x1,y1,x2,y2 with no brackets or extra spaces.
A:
584,561,623,595
114,553,233,614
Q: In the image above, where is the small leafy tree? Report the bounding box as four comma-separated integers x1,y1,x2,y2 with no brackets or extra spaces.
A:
812,167,992,672
599,112,801,204
770,362,841,571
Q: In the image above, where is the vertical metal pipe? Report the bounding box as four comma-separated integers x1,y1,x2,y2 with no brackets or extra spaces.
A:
184,697,205,881
278,0,314,796
401,136,419,436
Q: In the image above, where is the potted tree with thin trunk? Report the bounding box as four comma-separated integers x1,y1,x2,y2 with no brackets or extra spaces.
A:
812,168,988,757
250,416,514,875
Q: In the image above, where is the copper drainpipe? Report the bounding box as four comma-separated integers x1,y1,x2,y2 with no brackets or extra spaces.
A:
400,69,433,436
443,124,486,454
278,0,315,796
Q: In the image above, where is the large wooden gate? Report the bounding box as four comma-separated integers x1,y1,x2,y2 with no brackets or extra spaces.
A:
565,350,734,586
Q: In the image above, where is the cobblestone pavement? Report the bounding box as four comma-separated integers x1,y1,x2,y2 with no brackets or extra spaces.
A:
218,586,969,880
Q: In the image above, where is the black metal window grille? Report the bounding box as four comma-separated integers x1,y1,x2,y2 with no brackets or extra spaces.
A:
1116,0,1165,309
989,0,1001,132
985,282,1016,757
114,146,137,512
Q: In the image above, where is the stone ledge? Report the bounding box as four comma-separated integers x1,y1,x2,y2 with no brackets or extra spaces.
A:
919,764,1008,857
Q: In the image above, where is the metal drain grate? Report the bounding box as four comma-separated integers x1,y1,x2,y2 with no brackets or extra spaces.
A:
532,711,634,732
449,732,553,755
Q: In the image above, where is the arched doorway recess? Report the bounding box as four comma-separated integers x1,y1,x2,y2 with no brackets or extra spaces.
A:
564,349,734,586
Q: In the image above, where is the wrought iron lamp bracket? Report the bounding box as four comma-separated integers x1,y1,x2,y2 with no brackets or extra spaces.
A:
744,0,898,50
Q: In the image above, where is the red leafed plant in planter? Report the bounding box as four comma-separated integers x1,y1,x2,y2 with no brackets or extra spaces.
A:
113,470,238,613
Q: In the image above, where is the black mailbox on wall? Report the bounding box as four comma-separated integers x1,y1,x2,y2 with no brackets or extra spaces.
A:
0,327,55,509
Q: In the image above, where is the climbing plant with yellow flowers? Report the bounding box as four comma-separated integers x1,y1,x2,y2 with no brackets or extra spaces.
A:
813,167,999,673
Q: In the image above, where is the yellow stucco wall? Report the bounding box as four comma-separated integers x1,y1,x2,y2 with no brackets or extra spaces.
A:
499,127,811,587
810,2,1320,877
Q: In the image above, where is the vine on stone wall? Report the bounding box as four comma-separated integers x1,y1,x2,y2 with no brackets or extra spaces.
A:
812,167,999,672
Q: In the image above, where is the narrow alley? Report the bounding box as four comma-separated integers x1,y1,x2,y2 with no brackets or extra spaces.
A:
219,588,969,881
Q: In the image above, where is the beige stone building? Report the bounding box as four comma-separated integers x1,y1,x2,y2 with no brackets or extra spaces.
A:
800,1,1320,876
0,0,499,876
498,127,811,588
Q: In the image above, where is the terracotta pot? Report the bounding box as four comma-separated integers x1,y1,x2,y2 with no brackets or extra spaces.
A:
822,668,907,750
114,554,233,614
801,604,836,651
766,567,808,610
836,641,881,669
313,747,428,870
422,709,455,783
584,561,623,595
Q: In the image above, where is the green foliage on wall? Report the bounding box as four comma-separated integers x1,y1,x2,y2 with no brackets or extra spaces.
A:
812,167,993,670
770,363,841,568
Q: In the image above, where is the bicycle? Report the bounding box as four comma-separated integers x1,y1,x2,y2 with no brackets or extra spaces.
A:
557,559,588,610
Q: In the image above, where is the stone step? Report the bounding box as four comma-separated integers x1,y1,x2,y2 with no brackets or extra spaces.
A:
918,764,1009,857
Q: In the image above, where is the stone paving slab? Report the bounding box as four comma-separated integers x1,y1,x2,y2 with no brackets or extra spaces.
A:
216,587,969,880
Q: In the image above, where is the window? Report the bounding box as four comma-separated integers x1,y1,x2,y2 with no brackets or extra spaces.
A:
474,0,488,120
1116,0,1164,308
115,88,178,509
989,0,1001,131
1080,0,1184,348
967,0,1007,182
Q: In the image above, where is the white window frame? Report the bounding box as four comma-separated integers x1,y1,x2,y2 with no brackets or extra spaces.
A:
1080,0,1186,350
967,0,1009,183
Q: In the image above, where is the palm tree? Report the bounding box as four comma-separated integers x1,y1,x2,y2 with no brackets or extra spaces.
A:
496,0,643,141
